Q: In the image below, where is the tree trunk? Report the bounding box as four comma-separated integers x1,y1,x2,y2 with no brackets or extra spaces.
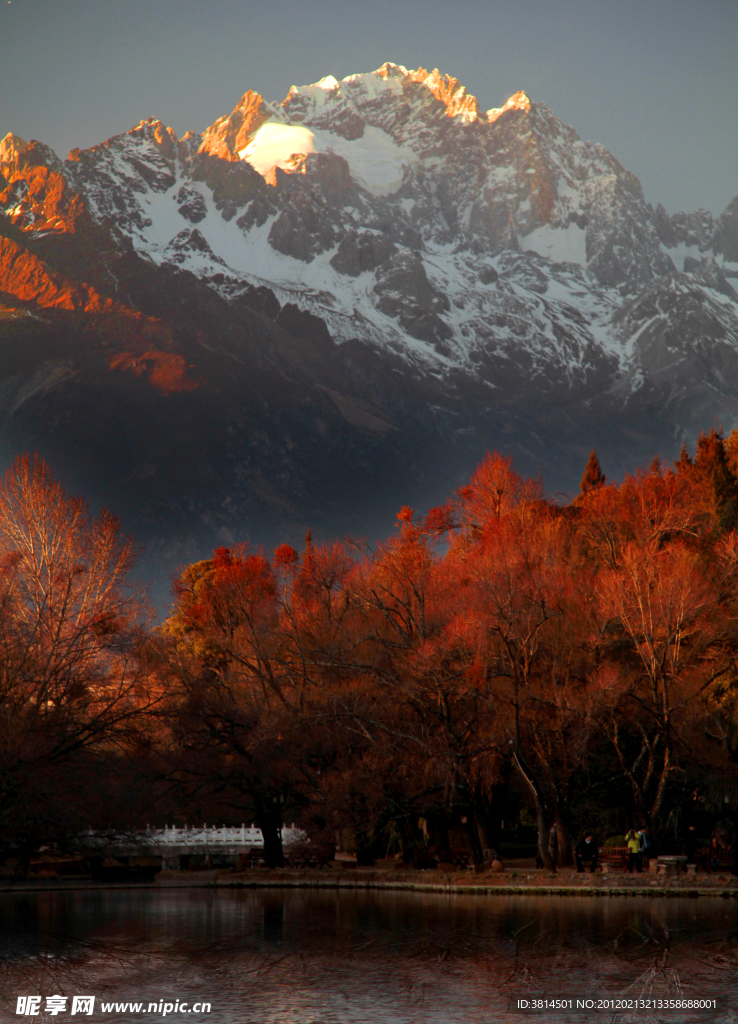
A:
512,751,555,871
474,807,494,855
355,821,383,866
649,743,672,827
255,795,284,868
537,804,556,871
461,812,485,867
355,841,374,866
555,811,574,867
353,810,390,866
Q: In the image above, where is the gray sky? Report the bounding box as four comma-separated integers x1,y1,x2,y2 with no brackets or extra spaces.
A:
1,0,736,215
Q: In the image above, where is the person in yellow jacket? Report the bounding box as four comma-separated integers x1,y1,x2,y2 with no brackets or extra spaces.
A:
625,829,641,873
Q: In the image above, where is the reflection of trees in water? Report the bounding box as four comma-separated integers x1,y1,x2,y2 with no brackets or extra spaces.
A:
3,894,738,1023
468,904,738,1016
0,930,288,1020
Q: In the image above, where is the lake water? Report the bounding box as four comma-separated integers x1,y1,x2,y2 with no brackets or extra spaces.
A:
1,888,737,1023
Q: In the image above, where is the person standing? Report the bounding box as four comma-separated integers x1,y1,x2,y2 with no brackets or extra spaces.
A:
626,829,641,873
576,834,598,873
637,828,650,871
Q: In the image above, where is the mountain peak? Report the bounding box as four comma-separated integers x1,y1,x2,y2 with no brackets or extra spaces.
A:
312,75,339,91
127,118,178,150
284,63,486,126
1,133,30,178
1,133,63,181
410,67,480,122
1,132,28,161
374,61,409,79
199,90,275,162
487,90,531,123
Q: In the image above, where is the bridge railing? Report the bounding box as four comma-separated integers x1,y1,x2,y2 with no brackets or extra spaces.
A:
77,825,307,850
150,824,305,848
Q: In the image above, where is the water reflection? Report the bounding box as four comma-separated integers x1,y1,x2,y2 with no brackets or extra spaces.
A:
1,890,737,1023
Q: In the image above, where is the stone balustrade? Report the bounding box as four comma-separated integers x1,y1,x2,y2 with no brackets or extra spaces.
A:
151,824,304,848
79,824,305,856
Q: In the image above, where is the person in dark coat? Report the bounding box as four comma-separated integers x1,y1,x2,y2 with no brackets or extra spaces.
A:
637,828,650,871
575,834,598,873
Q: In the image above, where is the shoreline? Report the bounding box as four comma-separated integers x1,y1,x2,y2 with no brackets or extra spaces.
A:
3,867,738,898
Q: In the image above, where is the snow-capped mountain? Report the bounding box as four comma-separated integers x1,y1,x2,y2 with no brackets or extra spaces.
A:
1,63,737,591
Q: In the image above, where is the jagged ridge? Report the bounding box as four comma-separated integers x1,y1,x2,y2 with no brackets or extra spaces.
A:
0,63,737,600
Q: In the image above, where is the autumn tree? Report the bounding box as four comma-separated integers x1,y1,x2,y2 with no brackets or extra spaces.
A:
596,526,738,833
161,537,361,866
569,460,732,829
325,509,507,867
161,547,292,866
454,452,544,535
457,493,602,869
0,455,154,865
156,437,738,871
575,460,710,572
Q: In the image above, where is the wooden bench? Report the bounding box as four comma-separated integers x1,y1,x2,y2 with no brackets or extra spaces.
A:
284,846,334,869
597,846,629,872
696,852,735,873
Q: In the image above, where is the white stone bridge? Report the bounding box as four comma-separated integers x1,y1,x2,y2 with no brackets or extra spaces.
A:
86,824,306,872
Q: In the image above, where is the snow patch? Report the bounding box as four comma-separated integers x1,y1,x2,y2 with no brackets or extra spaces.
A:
239,121,417,196
521,222,587,265
238,124,316,175
314,75,339,91
659,241,706,269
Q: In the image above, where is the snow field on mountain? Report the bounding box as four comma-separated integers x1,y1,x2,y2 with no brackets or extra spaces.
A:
76,138,672,386
318,68,407,103
50,60,738,412
662,241,713,269
238,124,316,175
239,121,417,196
127,172,459,369
131,173,330,285
521,222,587,265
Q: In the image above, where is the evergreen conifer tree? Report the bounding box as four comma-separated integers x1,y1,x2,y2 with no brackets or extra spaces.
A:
676,443,693,472
579,450,606,494
694,429,738,531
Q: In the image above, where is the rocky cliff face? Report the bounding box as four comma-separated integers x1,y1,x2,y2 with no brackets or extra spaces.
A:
1,63,737,599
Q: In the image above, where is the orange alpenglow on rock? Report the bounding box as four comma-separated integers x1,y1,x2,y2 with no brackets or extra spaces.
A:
486,90,531,123
0,237,116,312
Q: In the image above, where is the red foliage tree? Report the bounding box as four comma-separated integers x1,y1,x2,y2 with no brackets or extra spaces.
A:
0,455,154,864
